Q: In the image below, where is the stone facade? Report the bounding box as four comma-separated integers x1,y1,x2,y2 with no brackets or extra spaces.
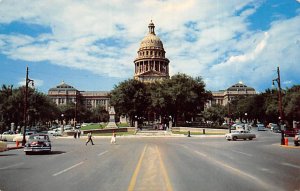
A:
207,82,256,107
134,21,170,83
48,81,110,110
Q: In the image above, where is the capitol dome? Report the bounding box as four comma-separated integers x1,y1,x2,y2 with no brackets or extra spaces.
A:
134,21,170,83
139,21,164,50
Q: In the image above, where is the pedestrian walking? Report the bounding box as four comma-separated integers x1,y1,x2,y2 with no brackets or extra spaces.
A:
74,131,77,139
110,131,116,144
86,132,94,145
78,130,81,138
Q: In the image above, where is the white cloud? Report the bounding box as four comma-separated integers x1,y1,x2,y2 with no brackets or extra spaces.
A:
0,0,299,91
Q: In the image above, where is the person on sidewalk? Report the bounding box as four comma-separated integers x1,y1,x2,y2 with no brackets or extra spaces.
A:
74,131,77,139
110,131,116,144
86,132,94,145
78,130,81,138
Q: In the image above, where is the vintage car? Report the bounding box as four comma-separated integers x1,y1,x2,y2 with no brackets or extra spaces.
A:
257,124,266,131
47,128,62,136
0,131,17,141
24,134,51,155
225,130,256,141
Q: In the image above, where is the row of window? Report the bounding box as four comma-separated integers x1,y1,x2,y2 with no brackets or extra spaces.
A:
139,50,165,57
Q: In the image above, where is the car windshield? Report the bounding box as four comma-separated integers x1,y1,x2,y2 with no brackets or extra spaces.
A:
29,135,49,140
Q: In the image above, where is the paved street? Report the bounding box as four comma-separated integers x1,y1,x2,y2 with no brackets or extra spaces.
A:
1,130,300,191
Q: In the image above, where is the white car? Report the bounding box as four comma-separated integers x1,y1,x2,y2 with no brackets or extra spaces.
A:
47,128,62,136
1,131,20,142
225,130,256,141
13,131,34,142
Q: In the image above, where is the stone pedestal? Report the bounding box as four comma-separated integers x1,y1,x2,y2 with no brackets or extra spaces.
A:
106,106,118,128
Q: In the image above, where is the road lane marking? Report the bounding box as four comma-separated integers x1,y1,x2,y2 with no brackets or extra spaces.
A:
192,151,278,190
281,162,300,169
194,151,207,157
0,162,24,170
52,161,84,177
127,145,147,191
173,144,280,191
231,149,253,157
97,150,108,157
156,146,173,191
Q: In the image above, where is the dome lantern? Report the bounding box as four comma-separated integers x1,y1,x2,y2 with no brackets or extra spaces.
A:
148,20,155,34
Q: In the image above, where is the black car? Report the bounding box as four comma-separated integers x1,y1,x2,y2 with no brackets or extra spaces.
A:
24,134,51,155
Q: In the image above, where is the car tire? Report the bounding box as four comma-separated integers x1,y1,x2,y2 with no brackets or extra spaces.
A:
232,136,237,141
249,138,253,140
25,151,31,155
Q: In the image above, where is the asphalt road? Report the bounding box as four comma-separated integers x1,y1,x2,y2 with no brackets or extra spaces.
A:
0,129,299,191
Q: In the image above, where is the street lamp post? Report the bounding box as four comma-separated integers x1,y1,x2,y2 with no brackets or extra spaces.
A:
61,114,64,134
22,66,34,146
272,66,284,145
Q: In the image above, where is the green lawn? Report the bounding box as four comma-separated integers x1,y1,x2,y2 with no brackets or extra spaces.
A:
117,123,130,127
80,124,106,130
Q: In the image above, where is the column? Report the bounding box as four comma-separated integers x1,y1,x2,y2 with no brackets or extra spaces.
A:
159,61,161,72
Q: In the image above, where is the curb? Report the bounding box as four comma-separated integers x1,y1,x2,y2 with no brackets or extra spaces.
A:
279,145,300,149
8,146,24,150
56,134,225,139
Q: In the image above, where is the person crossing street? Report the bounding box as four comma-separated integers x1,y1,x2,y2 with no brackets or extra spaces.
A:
86,132,94,145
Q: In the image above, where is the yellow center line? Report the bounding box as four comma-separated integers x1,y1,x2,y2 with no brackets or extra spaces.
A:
156,146,173,191
127,145,147,191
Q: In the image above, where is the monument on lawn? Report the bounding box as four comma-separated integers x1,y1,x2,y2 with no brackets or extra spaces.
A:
106,106,118,128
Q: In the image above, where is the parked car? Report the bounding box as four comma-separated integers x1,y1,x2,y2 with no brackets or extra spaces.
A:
257,124,266,131
270,124,281,133
48,128,62,136
24,134,51,155
64,125,73,130
225,130,256,141
13,131,35,142
0,131,18,141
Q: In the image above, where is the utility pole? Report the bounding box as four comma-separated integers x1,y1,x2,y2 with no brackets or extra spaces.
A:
74,91,77,128
22,67,34,146
273,66,284,145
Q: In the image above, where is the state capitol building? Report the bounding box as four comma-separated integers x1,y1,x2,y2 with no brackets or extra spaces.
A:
48,21,256,109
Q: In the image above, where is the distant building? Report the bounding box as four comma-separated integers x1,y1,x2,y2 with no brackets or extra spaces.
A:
207,82,256,107
134,21,170,83
48,81,110,110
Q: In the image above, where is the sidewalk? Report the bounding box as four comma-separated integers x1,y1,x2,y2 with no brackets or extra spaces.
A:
7,142,24,150
0,141,23,152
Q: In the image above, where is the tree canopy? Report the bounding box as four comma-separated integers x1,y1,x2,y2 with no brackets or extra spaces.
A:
110,74,211,126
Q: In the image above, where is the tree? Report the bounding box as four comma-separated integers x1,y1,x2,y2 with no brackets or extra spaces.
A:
0,84,60,132
90,105,109,122
202,104,226,125
110,79,149,126
284,85,300,125
164,74,211,126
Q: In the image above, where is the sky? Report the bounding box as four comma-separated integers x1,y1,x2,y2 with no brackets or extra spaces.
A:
0,0,299,93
